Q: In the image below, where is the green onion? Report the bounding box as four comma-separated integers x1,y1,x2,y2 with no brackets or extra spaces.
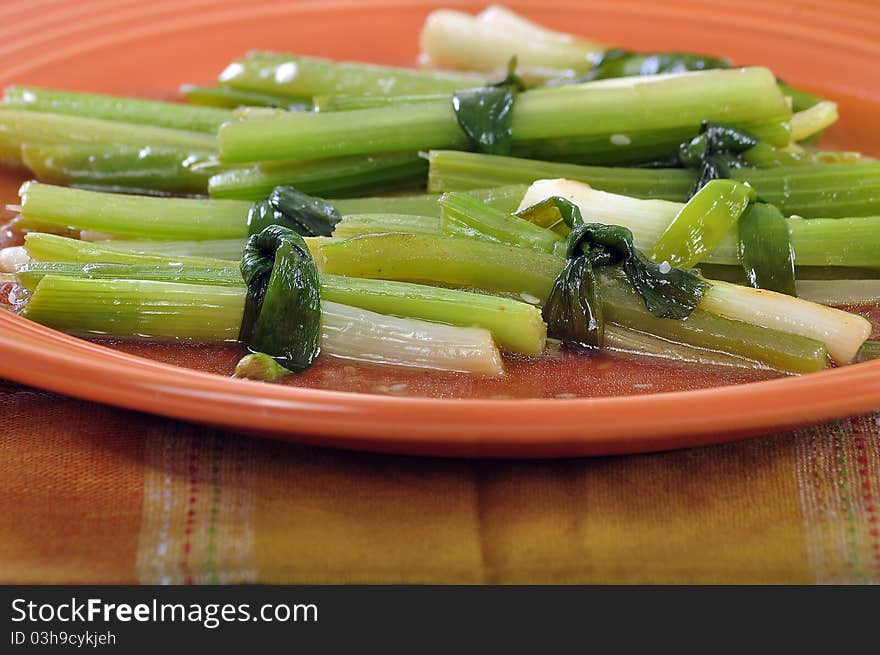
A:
219,51,487,98
332,214,441,239
737,203,796,295
419,6,602,76
0,109,216,158
20,144,217,197
426,149,694,199
519,179,880,269
319,273,546,356
313,93,445,112
218,67,790,164
23,232,233,267
315,229,867,364
2,86,232,133
603,324,768,370
428,151,880,217
22,275,504,375
597,268,828,374
317,233,562,301
97,238,246,262
208,152,428,200
180,84,311,111
24,276,246,341
700,280,871,364
18,182,530,243
20,182,250,240
438,191,563,253
14,258,545,355
648,179,755,267
16,261,242,291
731,162,880,218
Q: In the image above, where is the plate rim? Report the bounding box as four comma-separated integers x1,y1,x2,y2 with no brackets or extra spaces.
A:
1,0,878,457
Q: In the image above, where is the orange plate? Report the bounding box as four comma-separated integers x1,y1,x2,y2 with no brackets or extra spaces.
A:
1,0,879,457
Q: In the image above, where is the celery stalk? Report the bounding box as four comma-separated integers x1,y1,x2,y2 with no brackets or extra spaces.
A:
15,260,546,355
2,86,232,133
219,51,487,98
429,151,880,218
22,276,504,375
207,152,428,200
21,144,216,197
218,68,790,164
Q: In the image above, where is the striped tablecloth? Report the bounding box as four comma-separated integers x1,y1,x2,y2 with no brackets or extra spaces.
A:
1,382,878,584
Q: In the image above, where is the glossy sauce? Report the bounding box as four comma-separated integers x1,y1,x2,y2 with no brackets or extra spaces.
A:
98,339,778,399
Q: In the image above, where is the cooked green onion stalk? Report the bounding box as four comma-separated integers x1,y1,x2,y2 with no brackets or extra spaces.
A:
218,67,791,165
19,181,249,240
19,181,527,243
218,51,487,99
0,110,216,163
20,275,504,375
426,150,694,200
239,225,321,373
318,273,547,356
603,324,768,371
518,179,880,269
313,93,445,112
23,232,233,267
318,301,503,375
739,142,866,168
333,214,442,239
23,276,247,341
2,86,233,133
737,203,796,296
732,162,880,218
15,258,546,356
93,238,247,261
208,152,428,200
247,186,340,237
419,6,603,77
439,191,563,253
857,341,880,362
16,261,243,290
318,233,562,301
233,352,292,382
790,101,838,143
648,179,755,267
795,280,880,305
451,57,525,155
427,151,880,217
700,281,871,364
21,144,217,197
180,84,311,111
596,268,828,374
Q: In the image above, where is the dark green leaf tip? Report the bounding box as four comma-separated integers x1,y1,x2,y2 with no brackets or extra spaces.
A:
247,186,341,237
678,121,759,198
452,57,524,156
521,197,707,349
239,224,322,375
